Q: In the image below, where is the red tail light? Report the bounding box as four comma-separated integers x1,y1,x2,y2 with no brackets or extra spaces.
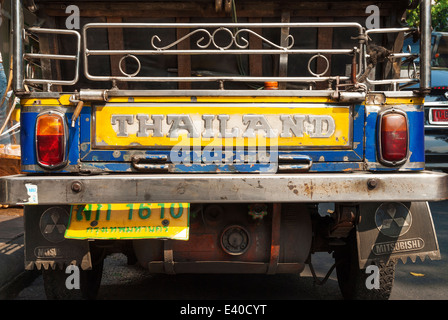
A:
379,110,408,165
36,112,67,168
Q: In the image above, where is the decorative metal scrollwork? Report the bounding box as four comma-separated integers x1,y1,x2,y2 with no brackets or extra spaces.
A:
234,29,294,50
151,28,213,50
151,27,294,51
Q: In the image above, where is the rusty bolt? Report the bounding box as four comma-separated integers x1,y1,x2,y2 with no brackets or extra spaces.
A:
177,186,185,194
367,179,377,190
71,181,83,193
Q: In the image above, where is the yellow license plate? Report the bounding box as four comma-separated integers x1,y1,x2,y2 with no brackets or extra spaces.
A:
94,104,351,148
65,203,190,240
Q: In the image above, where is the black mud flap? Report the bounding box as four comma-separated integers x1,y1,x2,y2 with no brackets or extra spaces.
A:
356,202,440,269
24,205,92,271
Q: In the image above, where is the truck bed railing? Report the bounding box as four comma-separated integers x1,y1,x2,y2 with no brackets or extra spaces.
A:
19,22,419,92
83,22,362,85
364,27,419,90
24,27,81,89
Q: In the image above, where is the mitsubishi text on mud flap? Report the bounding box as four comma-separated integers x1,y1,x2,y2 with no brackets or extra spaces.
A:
0,0,447,300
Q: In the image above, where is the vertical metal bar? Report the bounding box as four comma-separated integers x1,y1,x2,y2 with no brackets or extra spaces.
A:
316,17,334,89
163,240,175,274
12,0,24,92
248,17,263,77
267,203,281,274
176,17,192,90
278,11,290,90
107,17,128,90
351,51,357,85
419,0,431,93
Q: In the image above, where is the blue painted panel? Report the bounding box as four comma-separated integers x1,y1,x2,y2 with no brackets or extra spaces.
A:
22,103,425,173
74,161,364,173
407,111,425,163
20,111,37,166
22,103,368,173
365,107,425,171
364,110,378,164
79,104,366,172
20,109,80,172
66,112,80,167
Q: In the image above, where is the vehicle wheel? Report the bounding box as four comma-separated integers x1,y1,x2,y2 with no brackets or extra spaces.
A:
334,232,396,300
42,247,104,300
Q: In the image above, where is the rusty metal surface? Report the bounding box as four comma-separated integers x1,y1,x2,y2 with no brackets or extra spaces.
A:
133,203,311,274
267,203,281,274
1,171,447,205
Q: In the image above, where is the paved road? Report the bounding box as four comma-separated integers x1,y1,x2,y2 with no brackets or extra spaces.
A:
11,201,448,300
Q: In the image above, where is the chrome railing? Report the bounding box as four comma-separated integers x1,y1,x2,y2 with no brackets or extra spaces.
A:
364,27,419,90
83,22,364,84
18,21,420,92
23,27,81,89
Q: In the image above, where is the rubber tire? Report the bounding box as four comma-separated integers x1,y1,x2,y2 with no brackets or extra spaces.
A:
334,232,396,300
42,252,104,300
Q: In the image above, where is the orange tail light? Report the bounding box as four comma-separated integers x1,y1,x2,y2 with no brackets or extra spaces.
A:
36,112,67,168
379,111,408,165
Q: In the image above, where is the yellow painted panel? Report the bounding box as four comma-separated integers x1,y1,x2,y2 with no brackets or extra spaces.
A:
94,104,351,148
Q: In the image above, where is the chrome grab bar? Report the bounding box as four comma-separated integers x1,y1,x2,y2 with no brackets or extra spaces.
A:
23,27,81,88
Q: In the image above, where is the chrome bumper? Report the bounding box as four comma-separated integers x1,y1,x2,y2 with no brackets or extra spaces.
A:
1,171,447,205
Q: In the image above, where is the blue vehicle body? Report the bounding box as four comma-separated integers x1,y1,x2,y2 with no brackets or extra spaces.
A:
403,32,448,171
19,101,425,174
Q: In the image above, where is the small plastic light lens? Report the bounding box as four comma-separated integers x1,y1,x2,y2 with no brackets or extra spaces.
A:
380,112,408,163
36,113,66,167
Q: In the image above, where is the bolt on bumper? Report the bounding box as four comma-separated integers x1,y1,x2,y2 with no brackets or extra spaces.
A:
1,171,447,205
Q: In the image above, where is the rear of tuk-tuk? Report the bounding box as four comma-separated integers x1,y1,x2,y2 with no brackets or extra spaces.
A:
0,0,446,300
